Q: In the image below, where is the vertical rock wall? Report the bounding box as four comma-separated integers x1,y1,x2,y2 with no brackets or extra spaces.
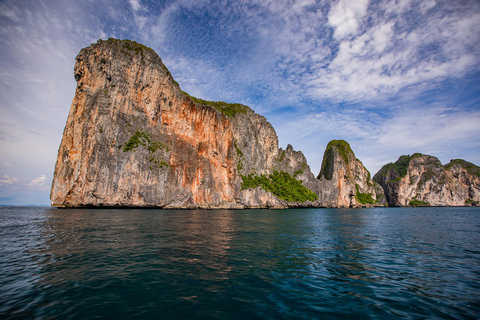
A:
316,140,387,207
51,39,240,208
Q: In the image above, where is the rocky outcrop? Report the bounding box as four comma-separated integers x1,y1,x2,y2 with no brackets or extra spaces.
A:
373,154,480,206
51,39,240,208
51,39,323,209
316,140,387,207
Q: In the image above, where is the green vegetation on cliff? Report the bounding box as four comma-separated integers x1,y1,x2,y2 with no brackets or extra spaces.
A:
182,91,248,118
104,38,154,58
408,198,430,206
444,159,480,178
374,153,424,183
164,65,180,88
234,140,245,172
318,140,353,180
123,130,169,168
328,140,353,166
355,184,375,205
123,40,152,57
465,199,479,205
390,155,414,177
241,171,318,202
123,130,151,152
234,140,243,157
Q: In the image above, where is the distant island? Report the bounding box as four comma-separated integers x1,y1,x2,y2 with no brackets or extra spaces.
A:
50,39,480,209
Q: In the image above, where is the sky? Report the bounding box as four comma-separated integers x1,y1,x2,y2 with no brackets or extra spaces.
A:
0,0,479,205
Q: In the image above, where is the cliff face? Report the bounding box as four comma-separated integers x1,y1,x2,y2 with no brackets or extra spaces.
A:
51,39,241,208
316,140,387,207
373,154,480,206
51,39,321,208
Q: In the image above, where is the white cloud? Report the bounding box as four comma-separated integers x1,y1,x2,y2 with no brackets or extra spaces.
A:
29,175,47,187
147,0,479,105
0,2,20,22
370,22,394,53
152,0,479,107
384,0,413,15
134,13,148,31
377,108,480,151
420,0,436,14
0,174,17,185
328,0,369,39
129,0,141,12
308,1,480,102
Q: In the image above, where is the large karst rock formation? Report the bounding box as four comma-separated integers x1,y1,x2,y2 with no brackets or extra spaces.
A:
316,140,387,207
51,39,478,208
374,154,480,206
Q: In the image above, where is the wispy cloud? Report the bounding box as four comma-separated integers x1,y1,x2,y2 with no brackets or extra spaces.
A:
29,174,47,187
0,174,17,186
154,0,479,106
308,0,480,101
0,2,21,22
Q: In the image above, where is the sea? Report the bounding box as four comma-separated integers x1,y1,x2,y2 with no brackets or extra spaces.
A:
0,206,479,319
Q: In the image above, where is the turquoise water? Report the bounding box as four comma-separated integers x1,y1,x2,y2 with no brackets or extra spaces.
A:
0,207,479,319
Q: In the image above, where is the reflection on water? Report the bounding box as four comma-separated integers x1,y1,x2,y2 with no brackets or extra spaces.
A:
325,209,370,280
36,209,239,317
0,207,479,319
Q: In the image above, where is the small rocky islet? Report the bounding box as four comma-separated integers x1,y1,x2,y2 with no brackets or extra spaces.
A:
50,39,480,209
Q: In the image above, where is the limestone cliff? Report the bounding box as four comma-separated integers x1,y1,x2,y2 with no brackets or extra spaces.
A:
51,39,239,208
316,140,387,207
51,39,322,208
373,154,480,206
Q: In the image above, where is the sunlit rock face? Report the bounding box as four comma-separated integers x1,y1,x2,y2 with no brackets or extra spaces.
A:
51,39,241,208
50,39,325,209
316,140,387,208
373,154,480,207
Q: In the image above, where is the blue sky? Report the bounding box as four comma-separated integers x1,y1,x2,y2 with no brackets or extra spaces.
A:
0,0,479,205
